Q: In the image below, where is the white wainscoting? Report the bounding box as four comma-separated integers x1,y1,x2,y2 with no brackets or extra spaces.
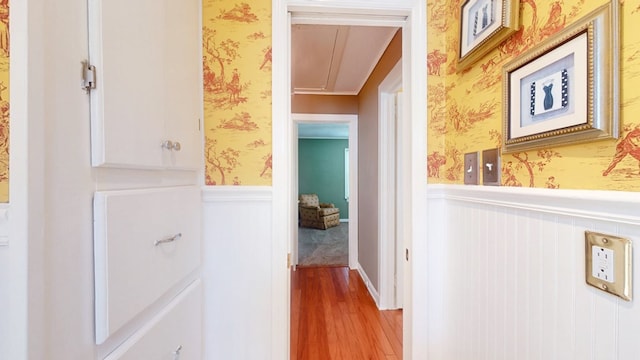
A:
201,186,273,359
426,185,640,360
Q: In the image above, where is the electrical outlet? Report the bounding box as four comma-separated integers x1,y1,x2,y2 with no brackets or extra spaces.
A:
464,152,479,185
585,231,632,301
482,148,500,186
592,246,614,282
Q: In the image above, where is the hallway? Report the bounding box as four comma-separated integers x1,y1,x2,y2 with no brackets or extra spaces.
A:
291,266,402,359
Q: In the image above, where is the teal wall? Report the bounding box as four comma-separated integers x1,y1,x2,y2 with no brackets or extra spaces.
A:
298,139,349,219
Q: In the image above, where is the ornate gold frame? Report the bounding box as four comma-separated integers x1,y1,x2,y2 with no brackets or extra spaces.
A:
458,0,520,71
502,2,619,153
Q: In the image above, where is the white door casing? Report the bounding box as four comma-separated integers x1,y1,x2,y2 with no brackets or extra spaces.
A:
379,59,402,310
292,113,359,270
272,1,428,359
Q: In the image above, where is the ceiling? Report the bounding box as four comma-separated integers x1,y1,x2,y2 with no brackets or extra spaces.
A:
291,24,399,96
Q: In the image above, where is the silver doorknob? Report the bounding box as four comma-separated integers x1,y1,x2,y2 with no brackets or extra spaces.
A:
172,141,181,151
162,140,174,150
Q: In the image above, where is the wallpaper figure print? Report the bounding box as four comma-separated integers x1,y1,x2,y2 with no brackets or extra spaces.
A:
217,2,258,23
205,137,241,185
0,0,8,202
203,0,272,186
217,112,259,131
427,49,448,76
202,28,247,109
507,149,562,187
427,151,447,178
602,125,640,177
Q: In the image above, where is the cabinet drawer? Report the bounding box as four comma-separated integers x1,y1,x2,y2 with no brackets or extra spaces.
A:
104,279,202,360
94,186,201,344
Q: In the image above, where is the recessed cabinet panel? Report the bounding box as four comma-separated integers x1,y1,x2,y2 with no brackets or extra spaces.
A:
88,0,201,169
104,280,202,360
94,186,202,344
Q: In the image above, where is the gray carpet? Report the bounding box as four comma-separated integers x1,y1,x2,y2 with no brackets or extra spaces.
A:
297,222,348,266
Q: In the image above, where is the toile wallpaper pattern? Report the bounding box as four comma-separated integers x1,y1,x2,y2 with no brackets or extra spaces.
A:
0,0,8,202
427,0,640,191
202,0,272,186
202,0,640,192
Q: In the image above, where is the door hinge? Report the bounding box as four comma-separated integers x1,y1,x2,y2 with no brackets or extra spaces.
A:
287,253,291,269
82,60,97,93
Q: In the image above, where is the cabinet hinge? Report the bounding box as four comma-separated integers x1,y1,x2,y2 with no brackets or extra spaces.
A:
287,253,291,269
82,60,97,93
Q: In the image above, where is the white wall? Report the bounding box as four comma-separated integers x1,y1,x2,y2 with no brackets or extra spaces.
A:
202,187,274,359
427,185,640,359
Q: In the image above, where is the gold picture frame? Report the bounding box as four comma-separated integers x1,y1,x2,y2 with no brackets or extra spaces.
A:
458,0,520,71
502,2,619,153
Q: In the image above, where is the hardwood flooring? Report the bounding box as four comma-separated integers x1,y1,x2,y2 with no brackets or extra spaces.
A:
291,266,402,360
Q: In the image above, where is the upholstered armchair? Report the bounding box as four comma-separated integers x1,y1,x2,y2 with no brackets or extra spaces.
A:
298,193,340,230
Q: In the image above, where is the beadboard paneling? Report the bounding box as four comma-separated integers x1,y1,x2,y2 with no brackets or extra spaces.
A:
427,185,640,360
201,186,273,359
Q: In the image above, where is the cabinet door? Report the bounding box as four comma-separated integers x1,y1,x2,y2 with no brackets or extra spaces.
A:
89,0,201,170
162,0,202,170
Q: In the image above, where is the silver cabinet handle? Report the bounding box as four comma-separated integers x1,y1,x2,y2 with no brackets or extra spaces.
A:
172,141,181,151
154,233,182,246
173,344,183,358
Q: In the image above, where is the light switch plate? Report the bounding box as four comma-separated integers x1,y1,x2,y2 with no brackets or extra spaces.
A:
585,231,632,301
482,148,500,186
464,152,479,185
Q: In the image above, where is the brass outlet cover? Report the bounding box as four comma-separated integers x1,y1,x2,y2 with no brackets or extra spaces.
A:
585,231,632,301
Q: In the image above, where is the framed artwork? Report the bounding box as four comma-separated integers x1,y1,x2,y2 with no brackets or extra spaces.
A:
502,2,619,152
458,0,520,71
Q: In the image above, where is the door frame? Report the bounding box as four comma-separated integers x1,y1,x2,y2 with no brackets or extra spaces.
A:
378,60,403,310
292,114,359,269
271,1,428,359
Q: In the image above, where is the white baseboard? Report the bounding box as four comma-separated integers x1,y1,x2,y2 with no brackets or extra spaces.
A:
339,219,348,223
356,263,380,307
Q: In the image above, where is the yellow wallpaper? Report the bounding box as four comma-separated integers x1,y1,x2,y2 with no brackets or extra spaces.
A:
203,0,272,185
427,0,640,191
0,0,8,201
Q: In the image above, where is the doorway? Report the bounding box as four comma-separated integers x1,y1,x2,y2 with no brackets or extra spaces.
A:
292,114,358,269
271,1,428,359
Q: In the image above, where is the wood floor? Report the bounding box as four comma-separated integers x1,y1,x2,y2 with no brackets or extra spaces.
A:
291,266,402,360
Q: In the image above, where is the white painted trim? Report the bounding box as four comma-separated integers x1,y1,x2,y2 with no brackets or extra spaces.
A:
275,2,427,359
292,113,359,269
405,3,429,360
8,0,47,358
428,184,640,225
201,186,272,203
271,1,290,359
357,263,381,307
378,60,402,310
0,206,9,246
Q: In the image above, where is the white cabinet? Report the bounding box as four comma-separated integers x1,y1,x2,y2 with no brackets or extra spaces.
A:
104,280,202,360
88,0,201,170
93,186,202,344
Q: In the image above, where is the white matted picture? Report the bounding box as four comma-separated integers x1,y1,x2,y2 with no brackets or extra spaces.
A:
502,2,620,152
458,0,520,71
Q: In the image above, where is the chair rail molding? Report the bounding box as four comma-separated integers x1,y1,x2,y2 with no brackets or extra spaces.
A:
428,184,640,225
201,186,272,203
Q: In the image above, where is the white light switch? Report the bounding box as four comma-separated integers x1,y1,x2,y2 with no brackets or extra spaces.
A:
592,246,614,283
